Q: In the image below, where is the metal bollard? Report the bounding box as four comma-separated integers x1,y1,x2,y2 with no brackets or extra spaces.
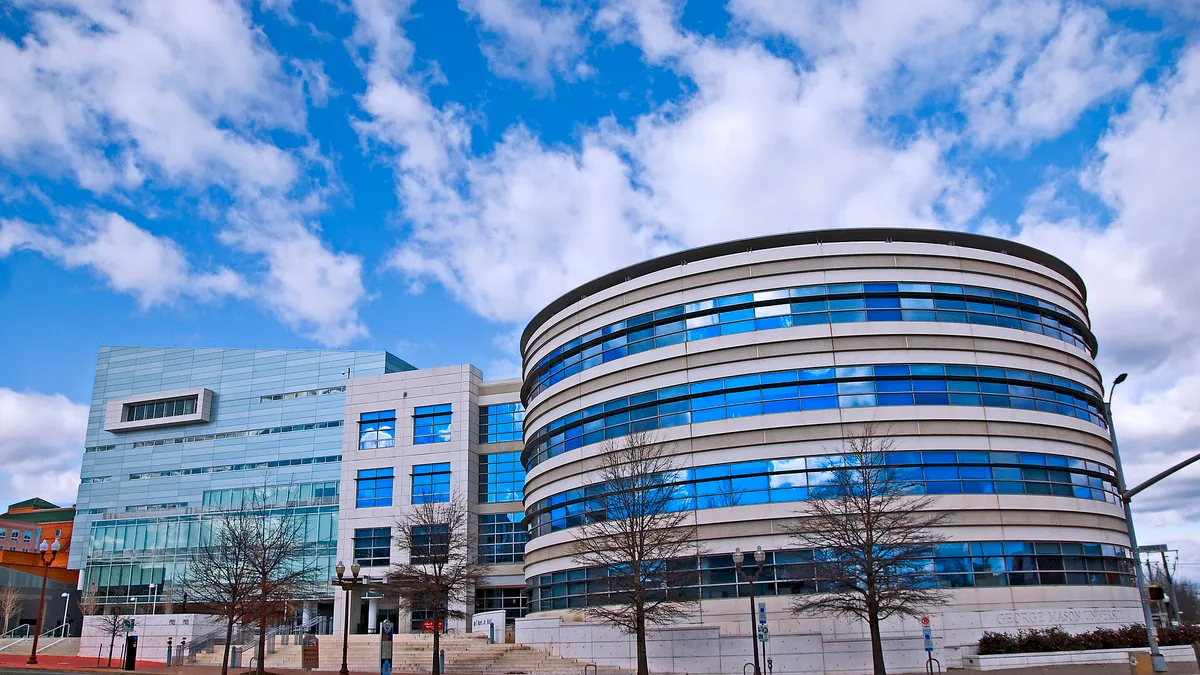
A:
166,638,173,667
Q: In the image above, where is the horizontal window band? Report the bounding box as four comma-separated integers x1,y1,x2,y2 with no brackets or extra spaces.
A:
525,450,1119,541
523,363,1105,471
525,281,1096,402
526,540,1133,612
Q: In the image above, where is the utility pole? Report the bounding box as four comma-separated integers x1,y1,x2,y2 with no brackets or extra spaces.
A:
1159,550,1184,626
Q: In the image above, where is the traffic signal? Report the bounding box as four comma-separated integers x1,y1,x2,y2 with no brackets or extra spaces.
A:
1147,585,1165,601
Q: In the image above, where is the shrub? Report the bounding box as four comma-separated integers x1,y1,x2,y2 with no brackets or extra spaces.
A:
976,623,1200,655
978,631,1020,654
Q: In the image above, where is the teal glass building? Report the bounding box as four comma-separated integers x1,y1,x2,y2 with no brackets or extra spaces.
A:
70,347,412,615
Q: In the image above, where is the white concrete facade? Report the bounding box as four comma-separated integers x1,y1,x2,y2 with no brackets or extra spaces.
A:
334,365,525,635
515,230,1136,673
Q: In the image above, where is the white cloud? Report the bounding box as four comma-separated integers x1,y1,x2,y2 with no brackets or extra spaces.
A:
731,0,1146,149
0,389,88,509
961,3,1146,148
0,213,248,307
1005,44,1200,563
460,0,591,86
222,221,370,346
0,0,373,346
0,0,304,193
355,0,974,324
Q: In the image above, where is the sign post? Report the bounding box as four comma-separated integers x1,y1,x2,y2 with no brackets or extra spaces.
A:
380,619,393,675
757,602,769,674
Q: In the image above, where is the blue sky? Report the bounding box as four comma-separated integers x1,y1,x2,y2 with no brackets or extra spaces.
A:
3,0,1200,568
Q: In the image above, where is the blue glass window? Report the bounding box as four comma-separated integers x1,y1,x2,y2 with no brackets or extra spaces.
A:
356,468,394,508
526,540,1133,611
414,404,452,444
524,363,1105,470
479,513,526,564
353,527,391,567
479,402,524,443
359,410,396,450
479,452,526,503
528,281,1095,400
525,450,1120,540
412,463,451,503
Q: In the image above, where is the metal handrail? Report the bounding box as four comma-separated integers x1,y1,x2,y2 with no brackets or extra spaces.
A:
1,624,31,638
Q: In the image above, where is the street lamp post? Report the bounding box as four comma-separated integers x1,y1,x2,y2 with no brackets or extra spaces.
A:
1105,373,1166,673
733,546,767,675
130,596,138,616
60,593,70,637
149,583,157,616
26,537,61,665
332,561,364,675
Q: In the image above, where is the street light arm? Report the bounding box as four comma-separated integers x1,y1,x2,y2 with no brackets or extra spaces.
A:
1123,450,1200,503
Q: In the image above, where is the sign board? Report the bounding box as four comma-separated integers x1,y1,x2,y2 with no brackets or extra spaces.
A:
758,602,767,626
421,620,445,633
380,620,393,675
920,616,931,628
922,616,933,653
471,610,506,644
122,619,135,633
923,634,933,653
301,635,319,670
757,624,770,643
1138,545,1169,553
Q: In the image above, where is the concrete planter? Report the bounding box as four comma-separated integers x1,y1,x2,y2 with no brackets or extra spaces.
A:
963,644,1198,670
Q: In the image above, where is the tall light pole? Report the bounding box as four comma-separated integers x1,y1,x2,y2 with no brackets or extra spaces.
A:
60,593,70,637
26,537,60,665
332,560,363,675
1105,373,1166,673
149,583,157,616
733,546,767,675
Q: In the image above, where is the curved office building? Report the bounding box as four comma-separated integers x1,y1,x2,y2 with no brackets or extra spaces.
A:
516,229,1139,671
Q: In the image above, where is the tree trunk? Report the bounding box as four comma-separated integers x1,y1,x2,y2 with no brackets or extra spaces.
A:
635,610,649,675
867,607,886,675
109,632,116,667
221,616,235,675
256,613,267,675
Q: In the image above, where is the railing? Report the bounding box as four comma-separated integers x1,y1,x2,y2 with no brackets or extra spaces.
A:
1,624,31,639
0,625,30,653
0,624,64,653
195,617,326,667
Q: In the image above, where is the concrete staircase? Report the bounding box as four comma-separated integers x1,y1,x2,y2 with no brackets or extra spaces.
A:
192,633,632,674
0,636,81,656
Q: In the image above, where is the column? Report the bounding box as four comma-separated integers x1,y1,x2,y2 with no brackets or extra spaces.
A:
367,599,379,634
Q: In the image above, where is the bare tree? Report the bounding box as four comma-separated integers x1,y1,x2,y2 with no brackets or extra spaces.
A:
382,493,491,675
76,584,103,665
94,612,131,667
242,495,324,675
181,508,257,675
0,584,21,636
568,432,701,675
785,424,950,675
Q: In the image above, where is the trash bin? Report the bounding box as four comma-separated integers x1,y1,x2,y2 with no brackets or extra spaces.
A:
123,635,138,671
1128,651,1153,675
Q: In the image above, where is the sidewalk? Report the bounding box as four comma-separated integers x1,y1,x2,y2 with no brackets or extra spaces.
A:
0,655,410,675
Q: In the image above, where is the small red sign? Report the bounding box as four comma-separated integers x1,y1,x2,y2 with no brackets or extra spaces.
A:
421,620,444,632
920,616,931,627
